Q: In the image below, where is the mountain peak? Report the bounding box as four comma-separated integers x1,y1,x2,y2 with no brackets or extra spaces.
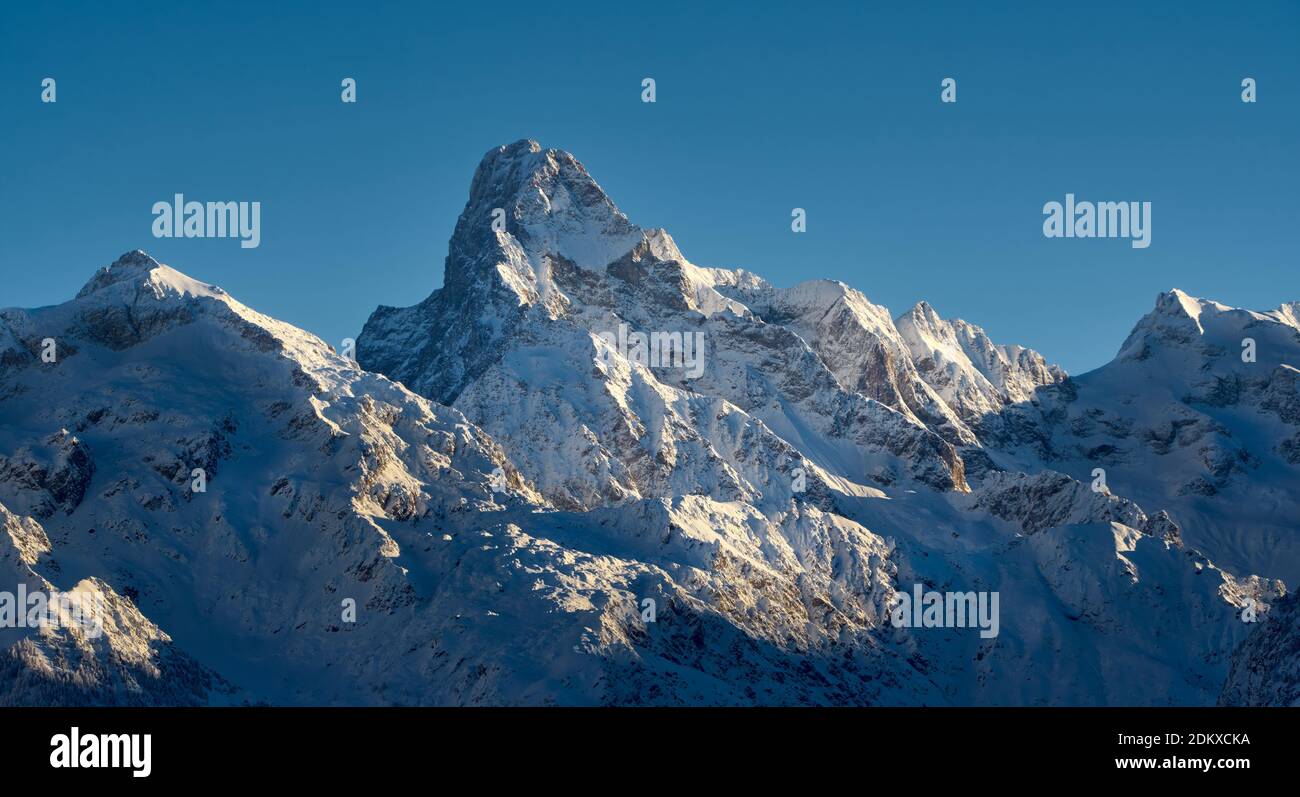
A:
902,300,943,325
500,138,543,156
446,140,643,286
1153,288,1212,320
468,139,624,226
76,250,224,303
1116,289,1249,361
75,250,161,297
112,249,159,269
895,298,1067,416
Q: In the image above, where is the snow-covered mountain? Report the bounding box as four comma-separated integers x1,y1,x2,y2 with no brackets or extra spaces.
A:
969,288,1300,587
350,140,1293,704
0,251,943,705
2,140,1295,705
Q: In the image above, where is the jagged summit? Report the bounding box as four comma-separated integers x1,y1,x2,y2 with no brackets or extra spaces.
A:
895,299,1067,422
907,299,941,319
466,139,625,228
96,248,158,272
76,249,162,296
358,140,746,405
444,140,643,292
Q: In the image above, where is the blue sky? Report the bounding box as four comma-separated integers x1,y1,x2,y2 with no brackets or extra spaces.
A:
2,0,1297,374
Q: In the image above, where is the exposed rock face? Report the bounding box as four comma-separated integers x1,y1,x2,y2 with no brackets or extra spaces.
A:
0,430,96,519
1219,589,1300,707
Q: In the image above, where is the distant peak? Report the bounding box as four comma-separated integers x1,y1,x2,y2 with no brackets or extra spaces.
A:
1149,289,1235,327
904,300,943,322
1155,288,1200,313
75,250,226,304
112,249,161,271
76,250,163,298
1116,289,1221,360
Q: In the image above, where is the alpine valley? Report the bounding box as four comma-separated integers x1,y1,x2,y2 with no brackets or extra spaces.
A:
2,141,1297,706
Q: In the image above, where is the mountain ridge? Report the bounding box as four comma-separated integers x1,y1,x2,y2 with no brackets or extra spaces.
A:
2,140,1296,706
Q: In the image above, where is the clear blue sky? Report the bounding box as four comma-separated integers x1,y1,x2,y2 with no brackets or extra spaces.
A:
2,0,1297,374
